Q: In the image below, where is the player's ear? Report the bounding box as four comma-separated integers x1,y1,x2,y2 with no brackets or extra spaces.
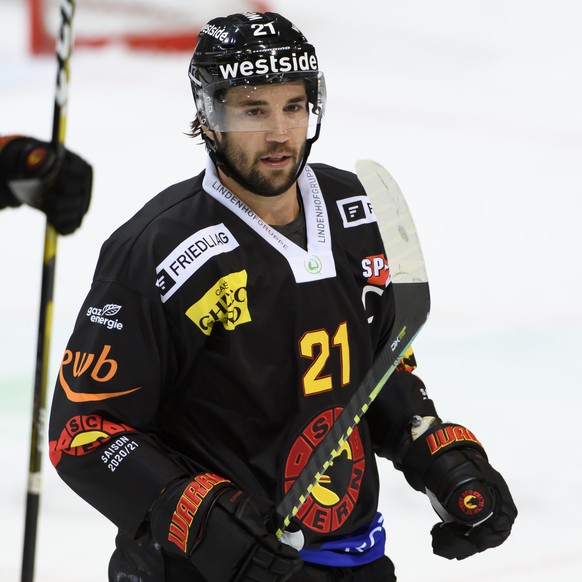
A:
199,118,216,142
196,115,215,144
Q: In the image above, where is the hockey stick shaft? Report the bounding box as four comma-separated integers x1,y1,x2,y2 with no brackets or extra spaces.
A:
274,161,430,537
21,2,75,581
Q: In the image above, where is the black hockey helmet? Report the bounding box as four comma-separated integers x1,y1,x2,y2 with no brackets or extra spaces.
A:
188,12,326,182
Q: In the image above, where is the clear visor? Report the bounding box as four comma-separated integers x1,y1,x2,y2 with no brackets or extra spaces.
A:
197,73,326,134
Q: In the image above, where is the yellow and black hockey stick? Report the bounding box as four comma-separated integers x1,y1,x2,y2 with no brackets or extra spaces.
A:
21,2,76,581
274,160,431,538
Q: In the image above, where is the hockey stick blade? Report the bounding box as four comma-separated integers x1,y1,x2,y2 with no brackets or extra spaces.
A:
274,160,430,538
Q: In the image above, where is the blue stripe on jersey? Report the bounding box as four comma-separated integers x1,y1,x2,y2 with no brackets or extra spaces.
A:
299,513,386,567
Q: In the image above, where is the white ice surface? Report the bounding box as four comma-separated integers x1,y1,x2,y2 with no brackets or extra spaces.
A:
1,0,581,580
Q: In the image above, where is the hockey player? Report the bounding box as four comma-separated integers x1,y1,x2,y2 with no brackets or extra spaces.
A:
48,12,516,582
0,135,92,234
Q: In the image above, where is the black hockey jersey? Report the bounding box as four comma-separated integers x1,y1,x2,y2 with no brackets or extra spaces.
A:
48,158,430,554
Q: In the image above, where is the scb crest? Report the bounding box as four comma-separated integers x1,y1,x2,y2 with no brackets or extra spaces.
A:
283,407,366,534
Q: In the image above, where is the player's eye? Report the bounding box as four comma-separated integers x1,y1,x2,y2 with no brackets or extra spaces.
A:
285,102,306,113
244,108,265,117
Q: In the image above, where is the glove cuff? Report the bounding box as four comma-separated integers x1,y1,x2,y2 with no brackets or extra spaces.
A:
151,473,234,557
400,423,487,491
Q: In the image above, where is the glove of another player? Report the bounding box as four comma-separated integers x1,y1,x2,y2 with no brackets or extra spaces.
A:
0,135,92,235
401,423,517,560
150,473,302,581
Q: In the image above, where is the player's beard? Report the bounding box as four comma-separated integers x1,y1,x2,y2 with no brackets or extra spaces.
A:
219,134,307,198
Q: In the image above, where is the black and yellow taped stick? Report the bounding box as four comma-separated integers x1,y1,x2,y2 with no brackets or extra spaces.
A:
21,2,76,581
274,160,431,538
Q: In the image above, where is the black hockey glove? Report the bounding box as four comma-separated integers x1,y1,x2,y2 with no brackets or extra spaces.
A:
0,135,92,235
150,473,302,581
400,422,517,560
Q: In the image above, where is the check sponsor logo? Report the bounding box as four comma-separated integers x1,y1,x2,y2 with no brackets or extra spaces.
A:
186,270,251,336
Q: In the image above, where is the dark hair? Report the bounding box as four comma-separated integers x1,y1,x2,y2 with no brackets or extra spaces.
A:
186,118,203,141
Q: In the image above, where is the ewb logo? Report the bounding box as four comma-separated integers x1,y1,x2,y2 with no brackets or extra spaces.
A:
58,345,141,402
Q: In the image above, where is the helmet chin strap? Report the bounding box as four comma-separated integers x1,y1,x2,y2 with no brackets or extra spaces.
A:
202,125,321,198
